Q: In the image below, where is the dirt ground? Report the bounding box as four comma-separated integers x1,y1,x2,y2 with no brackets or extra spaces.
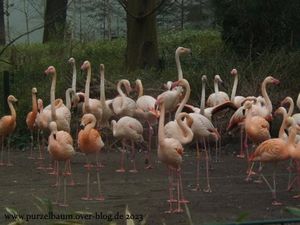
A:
1,138,300,225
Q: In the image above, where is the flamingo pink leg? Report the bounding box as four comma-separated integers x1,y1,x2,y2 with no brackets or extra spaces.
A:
203,140,212,193
145,123,153,169
82,158,93,200
129,140,138,173
64,160,75,186
237,124,246,158
173,170,183,213
60,161,69,207
116,140,126,172
192,140,201,191
0,136,5,166
6,136,13,166
28,130,35,159
94,167,105,201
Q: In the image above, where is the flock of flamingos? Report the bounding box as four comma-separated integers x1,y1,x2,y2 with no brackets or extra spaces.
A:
1,46,300,213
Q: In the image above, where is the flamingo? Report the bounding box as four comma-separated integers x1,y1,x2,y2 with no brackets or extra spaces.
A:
164,79,194,145
45,66,71,132
156,96,187,213
48,121,75,207
81,60,102,125
281,96,300,127
230,69,245,108
134,79,159,168
0,95,18,166
78,114,105,201
207,74,229,107
244,100,271,177
99,64,114,127
111,79,136,118
111,116,143,173
26,87,38,159
249,118,300,205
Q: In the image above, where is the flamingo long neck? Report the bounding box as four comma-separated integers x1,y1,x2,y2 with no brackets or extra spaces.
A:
214,78,219,94
175,51,183,80
117,80,127,97
8,100,16,120
71,62,77,92
231,73,238,102
84,64,91,110
50,71,57,120
297,93,300,110
200,78,206,115
158,102,166,144
137,80,143,98
285,97,294,117
85,120,97,133
288,127,298,158
261,79,272,113
176,113,193,144
175,80,190,118
100,66,106,106
32,92,37,115
278,108,287,139
111,120,117,136
65,88,73,110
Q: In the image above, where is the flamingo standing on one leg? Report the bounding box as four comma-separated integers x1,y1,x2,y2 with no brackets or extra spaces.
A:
0,95,18,166
26,87,38,159
78,114,105,201
156,96,187,213
111,116,143,173
48,121,75,207
134,79,159,169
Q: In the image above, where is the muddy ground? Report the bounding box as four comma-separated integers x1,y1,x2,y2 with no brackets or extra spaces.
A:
1,137,300,225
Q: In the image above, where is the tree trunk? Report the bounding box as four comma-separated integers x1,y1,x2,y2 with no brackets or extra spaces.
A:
0,0,5,45
43,0,68,43
126,0,159,71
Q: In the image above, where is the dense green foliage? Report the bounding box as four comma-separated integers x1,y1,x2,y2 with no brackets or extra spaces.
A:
1,29,300,147
213,0,300,55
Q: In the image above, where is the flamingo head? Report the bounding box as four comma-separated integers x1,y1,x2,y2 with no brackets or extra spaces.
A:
214,74,223,83
163,81,173,90
123,80,132,95
230,68,237,76
149,107,160,118
265,76,280,85
31,87,37,94
176,46,191,56
80,113,96,129
81,60,90,71
68,57,75,64
44,66,56,76
280,96,292,107
7,95,18,104
201,75,207,82
208,128,220,141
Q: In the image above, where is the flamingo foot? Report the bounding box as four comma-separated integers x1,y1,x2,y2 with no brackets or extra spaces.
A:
59,203,69,207
203,187,212,193
164,210,173,214
145,164,153,169
167,199,177,203
293,194,300,199
173,208,184,213
116,168,125,173
36,165,46,170
68,181,75,186
81,196,93,201
245,177,252,182
236,154,245,159
52,183,58,187
84,164,94,169
28,156,35,160
129,169,138,173
191,185,201,192
48,170,57,175
272,200,282,206
96,163,105,168
94,196,105,201
179,199,189,204
6,162,13,167
63,172,71,176
52,201,59,205
254,179,263,184
246,170,256,175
